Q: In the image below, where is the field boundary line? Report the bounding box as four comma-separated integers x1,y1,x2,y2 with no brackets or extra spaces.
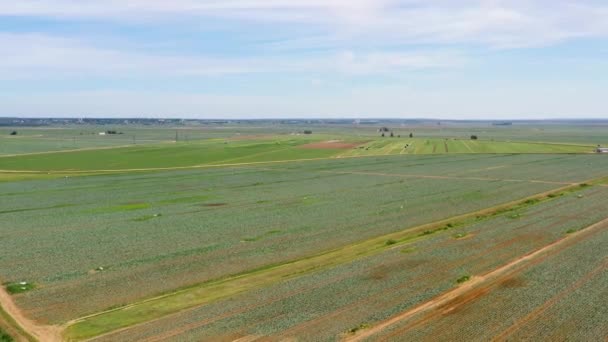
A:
0,152,600,174
61,178,603,341
345,215,608,342
0,143,169,158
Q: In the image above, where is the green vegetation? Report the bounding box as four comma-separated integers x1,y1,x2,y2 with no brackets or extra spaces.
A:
1,124,608,341
348,323,371,334
63,173,602,339
456,275,471,284
5,282,35,294
0,329,13,342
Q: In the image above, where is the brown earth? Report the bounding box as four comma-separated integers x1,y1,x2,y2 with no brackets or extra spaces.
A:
345,216,608,341
299,141,364,150
0,286,61,342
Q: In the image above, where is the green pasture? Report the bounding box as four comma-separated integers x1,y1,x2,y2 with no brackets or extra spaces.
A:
0,138,340,171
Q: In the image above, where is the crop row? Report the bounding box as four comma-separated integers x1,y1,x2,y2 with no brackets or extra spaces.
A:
93,185,608,341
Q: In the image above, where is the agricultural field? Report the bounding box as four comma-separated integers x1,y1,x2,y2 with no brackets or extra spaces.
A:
0,123,608,341
90,184,608,341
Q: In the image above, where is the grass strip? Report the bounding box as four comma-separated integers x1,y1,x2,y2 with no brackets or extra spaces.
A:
0,305,36,342
63,180,598,340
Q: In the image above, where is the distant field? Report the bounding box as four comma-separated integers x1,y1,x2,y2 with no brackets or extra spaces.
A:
0,135,597,173
0,138,341,171
338,138,593,156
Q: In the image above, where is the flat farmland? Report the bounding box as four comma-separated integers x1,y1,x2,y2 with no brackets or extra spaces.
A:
89,180,608,341
0,137,341,171
365,216,608,341
1,153,608,341
337,138,593,157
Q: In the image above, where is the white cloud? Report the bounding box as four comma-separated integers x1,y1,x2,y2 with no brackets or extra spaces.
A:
2,1,608,49
0,33,462,79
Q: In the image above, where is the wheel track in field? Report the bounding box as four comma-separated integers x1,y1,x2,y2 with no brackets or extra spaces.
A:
492,258,608,341
268,201,605,340
62,179,600,341
3,175,604,341
0,286,62,342
344,215,608,341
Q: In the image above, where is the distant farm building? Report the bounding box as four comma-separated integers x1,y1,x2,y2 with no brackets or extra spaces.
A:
596,147,608,153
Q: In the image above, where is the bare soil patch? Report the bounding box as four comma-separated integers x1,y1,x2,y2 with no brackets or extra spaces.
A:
299,141,364,150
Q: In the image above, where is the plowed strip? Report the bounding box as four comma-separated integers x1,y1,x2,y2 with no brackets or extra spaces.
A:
0,286,61,342
345,216,608,341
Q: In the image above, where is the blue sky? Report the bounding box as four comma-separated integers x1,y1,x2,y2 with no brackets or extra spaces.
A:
1,0,607,119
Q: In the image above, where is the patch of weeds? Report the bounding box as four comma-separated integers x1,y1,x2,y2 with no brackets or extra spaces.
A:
419,230,434,236
456,275,471,284
579,183,590,188
385,239,398,246
565,228,578,234
453,232,468,239
0,329,13,342
5,281,35,294
400,247,416,254
523,198,540,206
348,323,371,334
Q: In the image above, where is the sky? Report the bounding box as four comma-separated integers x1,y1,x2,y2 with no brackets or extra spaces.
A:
1,0,607,119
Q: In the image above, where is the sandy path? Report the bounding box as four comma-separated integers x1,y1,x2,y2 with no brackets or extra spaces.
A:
0,287,62,342
345,216,608,341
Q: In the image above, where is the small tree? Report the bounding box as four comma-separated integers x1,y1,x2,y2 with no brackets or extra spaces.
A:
390,131,394,137
303,130,312,134
470,135,478,140
10,131,17,136
381,132,385,137
409,133,413,138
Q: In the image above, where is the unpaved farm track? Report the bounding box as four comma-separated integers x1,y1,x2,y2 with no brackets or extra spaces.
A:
0,286,61,342
344,216,608,341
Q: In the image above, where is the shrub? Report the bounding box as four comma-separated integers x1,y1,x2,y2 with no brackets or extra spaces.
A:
5,281,35,294
348,323,370,334
0,329,14,342
385,239,397,246
470,135,478,140
456,275,471,284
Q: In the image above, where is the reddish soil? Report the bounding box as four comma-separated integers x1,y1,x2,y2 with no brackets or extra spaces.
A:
345,217,608,341
299,141,364,150
0,286,61,342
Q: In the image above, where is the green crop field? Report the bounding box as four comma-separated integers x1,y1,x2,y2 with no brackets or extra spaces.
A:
89,185,608,341
0,123,608,341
